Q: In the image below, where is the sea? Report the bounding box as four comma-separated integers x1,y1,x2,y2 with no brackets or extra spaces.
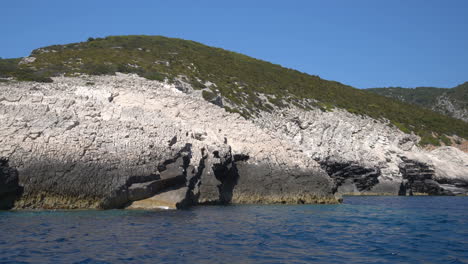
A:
0,196,467,264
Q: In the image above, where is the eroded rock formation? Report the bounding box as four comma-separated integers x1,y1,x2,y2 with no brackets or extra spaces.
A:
0,74,338,209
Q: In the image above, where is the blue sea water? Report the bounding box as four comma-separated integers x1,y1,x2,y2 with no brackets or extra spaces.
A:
0,196,467,264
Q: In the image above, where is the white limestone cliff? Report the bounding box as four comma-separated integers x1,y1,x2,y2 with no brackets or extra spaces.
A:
0,73,467,209
0,74,336,209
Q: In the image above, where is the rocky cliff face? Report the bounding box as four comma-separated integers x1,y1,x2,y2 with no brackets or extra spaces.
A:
254,107,468,196
1,74,467,209
0,74,337,209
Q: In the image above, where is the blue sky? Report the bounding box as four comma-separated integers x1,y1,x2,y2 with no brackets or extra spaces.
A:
1,0,467,88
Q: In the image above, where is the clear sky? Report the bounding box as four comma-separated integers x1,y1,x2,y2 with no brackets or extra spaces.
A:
1,0,467,88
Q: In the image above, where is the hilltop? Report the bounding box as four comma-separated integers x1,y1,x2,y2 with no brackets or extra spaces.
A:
0,35,467,146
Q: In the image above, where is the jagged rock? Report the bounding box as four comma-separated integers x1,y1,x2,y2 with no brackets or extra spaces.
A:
198,145,236,204
398,156,451,195
320,160,380,194
173,76,193,93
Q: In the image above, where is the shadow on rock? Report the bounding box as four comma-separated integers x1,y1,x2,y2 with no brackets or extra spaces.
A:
0,157,22,210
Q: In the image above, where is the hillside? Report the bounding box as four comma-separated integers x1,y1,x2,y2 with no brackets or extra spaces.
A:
368,83,468,122
1,35,467,145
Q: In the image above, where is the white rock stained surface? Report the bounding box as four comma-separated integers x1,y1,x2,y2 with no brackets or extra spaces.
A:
0,74,467,209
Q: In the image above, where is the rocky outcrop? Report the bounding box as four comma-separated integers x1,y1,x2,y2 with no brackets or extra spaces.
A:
406,147,468,195
432,95,468,123
198,145,240,204
398,157,451,195
254,107,468,196
320,160,380,195
0,74,339,209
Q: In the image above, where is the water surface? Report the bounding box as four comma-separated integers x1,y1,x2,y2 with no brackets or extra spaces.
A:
1,196,467,263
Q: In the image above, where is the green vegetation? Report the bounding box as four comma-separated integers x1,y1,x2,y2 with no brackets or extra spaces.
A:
367,86,447,107
391,121,411,134
202,90,217,101
439,134,452,146
419,133,441,146
367,83,468,121
0,58,52,82
0,35,467,145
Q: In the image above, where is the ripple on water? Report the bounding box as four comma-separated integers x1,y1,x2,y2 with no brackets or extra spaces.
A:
0,196,467,263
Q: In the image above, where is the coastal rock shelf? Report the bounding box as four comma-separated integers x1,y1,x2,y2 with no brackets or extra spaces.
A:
0,74,467,209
